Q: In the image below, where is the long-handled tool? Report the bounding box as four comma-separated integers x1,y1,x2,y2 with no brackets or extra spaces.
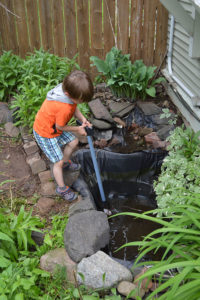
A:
77,120,106,203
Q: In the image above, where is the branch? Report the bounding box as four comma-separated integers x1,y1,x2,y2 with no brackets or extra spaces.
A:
0,2,20,18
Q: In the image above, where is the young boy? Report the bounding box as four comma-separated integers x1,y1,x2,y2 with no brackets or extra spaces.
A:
33,70,94,202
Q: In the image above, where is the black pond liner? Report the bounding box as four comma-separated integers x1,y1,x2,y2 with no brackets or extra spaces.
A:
73,148,167,264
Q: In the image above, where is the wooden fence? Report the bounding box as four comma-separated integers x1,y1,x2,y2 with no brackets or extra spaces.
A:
0,0,168,74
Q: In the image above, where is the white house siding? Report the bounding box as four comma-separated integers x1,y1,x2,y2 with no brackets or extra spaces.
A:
164,0,200,131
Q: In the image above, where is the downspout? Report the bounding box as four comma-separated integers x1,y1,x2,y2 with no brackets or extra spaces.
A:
168,15,195,98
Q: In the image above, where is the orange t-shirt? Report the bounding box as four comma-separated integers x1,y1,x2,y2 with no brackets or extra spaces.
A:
33,99,77,138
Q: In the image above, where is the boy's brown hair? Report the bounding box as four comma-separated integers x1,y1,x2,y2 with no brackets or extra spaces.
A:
62,70,94,102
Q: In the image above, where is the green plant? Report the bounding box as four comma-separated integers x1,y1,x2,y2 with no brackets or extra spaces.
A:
0,258,50,299
0,51,24,102
90,47,165,100
154,126,200,215
68,102,91,126
160,108,177,126
0,206,43,265
115,191,200,299
11,49,81,130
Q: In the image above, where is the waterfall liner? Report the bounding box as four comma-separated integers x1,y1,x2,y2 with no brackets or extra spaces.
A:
72,148,167,262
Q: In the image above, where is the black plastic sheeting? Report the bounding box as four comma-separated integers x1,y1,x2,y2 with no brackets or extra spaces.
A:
73,149,167,208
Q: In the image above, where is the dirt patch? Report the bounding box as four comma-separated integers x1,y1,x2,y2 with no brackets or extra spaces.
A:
0,131,39,199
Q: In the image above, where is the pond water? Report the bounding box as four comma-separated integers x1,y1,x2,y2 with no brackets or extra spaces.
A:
92,181,162,262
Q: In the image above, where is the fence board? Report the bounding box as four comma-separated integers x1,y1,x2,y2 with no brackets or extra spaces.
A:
117,0,129,53
64,0,77,59
0,0,169,69
90,0,103,57
52,0,65,57
38,0,54,53
103,0,115,55
0,0,18,54
155,1,168,66
143,0,157,65
13,0,30,57
26,0,41,51
130,0,144,62
76,0,90,71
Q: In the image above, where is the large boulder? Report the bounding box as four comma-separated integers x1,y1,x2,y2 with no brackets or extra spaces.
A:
77,251,133,288
64,210,110,262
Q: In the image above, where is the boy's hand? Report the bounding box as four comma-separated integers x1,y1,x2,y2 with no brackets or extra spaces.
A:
82,119,92,128
77,125,87,136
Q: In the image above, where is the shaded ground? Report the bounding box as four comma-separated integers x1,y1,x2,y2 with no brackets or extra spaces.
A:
0,131,39,199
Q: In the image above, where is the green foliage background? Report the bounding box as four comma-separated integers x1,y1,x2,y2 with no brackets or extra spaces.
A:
0,49,90,131
90,47,165,100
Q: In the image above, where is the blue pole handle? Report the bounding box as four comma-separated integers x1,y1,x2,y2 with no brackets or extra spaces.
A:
87,136,106,202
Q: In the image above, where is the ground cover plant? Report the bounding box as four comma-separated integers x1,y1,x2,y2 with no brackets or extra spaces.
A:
154,126,200,215
90,47,165,100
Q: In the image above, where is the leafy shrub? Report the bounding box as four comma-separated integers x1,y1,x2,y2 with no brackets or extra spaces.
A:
90,47,165,100
0,258,50,299
0,51,24,102
0,206,42,266
115,192,200,300
10,49,81,130
154,126,200,215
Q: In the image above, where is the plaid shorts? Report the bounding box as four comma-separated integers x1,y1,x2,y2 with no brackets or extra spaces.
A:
33,130,76,163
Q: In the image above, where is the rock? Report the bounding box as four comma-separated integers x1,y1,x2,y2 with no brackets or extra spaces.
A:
23,140,39,155
19,126,33,143
156,124,174,140
144,132,160,144
63,169,80,187
68,196,96,217
38,170,53,183
0,103,13,123
4,122,20,137
31,231,45,246
64,211,110,262
151,114,168,126
36,197,56,214
93,129,113,141
152,140,168,149
89,99,114,123
137,127,153,137
113,117,126,128
40,182,56,196
136,101,162,116
91,118,113,130
108,101,135,118
72,176,95,200
40,248,77,283
77,251,133,289
26,152,46,174
134,266,153,292
117,281,145,299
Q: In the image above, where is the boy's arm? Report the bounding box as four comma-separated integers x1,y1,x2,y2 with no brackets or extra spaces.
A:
74,107,92,127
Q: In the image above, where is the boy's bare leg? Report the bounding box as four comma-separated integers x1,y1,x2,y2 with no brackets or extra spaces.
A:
53,139,79,188
63,138,79,163
53,160,65,187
